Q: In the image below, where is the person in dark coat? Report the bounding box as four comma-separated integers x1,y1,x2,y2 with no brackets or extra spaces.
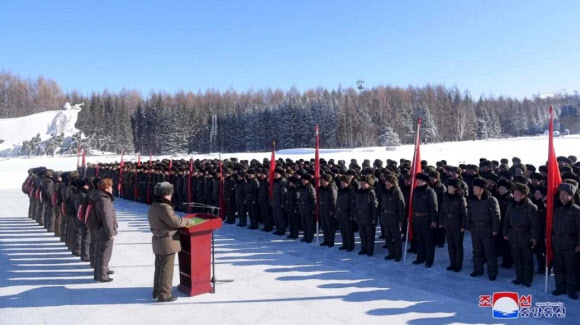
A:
551,183,580,300
65,171,80,252
271,167,288,235
285,176,301,239
319,174,338,247
299,174,317,243
93,178,118,282
495,180,514,269
439,178,467,272
148,182,194,302
234,173,247,227
379,174,405,261
467,177,501,281
503,183,539,287
71,178,90,261
258,170,274,231
245,169,260,229
354,176,379,256
531,186,547,274
42,169,57,232
336,176,356,251
429,170,447,247
223,169,237,224
411,173,438,267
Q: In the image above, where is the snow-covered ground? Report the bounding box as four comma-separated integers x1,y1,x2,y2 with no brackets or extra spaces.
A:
1,189,576,325
1,139,579,324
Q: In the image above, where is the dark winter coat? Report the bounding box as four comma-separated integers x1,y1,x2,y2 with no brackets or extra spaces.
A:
439,192,468,230
466,190,501,234
271,177,287,208
94,190,118,239
412,184,438,224
551,201,580,251
353,187,378,224
503,197,539,248
379,185,406,225
318,182,337,217
298,182,316,215
336,185,355,221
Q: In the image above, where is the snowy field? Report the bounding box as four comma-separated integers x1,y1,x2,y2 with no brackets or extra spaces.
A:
0,137,579,325
2,134,580,190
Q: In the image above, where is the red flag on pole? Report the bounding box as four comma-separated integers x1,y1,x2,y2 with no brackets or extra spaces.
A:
149,150,152,167
269,141,276,199
546,105,562,267
81,148,86,167
314,125,320,222
118,149,125,196
137,152,141,167
77,147,81,168
219,160,225,220
407,119,423,241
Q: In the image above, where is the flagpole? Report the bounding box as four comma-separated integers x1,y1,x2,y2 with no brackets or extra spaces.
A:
545,104,561,294
403,119,421,263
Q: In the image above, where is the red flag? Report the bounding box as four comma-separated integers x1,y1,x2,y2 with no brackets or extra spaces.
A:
407,119,423,241
219,160,225,220
96,162,99,177
314,125,320,221
118,149,125,195
77,147,81,168
137,152,142,167
546,105,562,266
149,150,152,167
269,141,276,199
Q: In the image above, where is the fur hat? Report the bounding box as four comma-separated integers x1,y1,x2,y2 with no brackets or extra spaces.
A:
472,178,488,189
321,174,333,183
302,174,312,181
338,175,349,184
530,172,544,181
274,167,285,175
484,172,499,183
428,170,440,179
558,183,577,196
512,183,530,196
385,174,398,186
72,178,87,188
416,173,430,183
154,182,174,196
497,179,512,190
446,178,461,189
360,175,375,186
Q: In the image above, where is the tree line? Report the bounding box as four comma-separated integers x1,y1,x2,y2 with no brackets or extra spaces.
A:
1,71,580,154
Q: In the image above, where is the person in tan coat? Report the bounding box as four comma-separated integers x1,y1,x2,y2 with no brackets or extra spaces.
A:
148,181,194,302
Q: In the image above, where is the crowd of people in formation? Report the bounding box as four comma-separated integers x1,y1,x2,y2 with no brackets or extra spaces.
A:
23,155,580,300
22,169,118,283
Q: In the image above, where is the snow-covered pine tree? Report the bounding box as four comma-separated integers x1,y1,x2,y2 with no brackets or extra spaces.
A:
378,125,401,146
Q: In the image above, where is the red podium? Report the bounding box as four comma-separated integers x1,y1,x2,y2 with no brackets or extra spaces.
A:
177,213,222,297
